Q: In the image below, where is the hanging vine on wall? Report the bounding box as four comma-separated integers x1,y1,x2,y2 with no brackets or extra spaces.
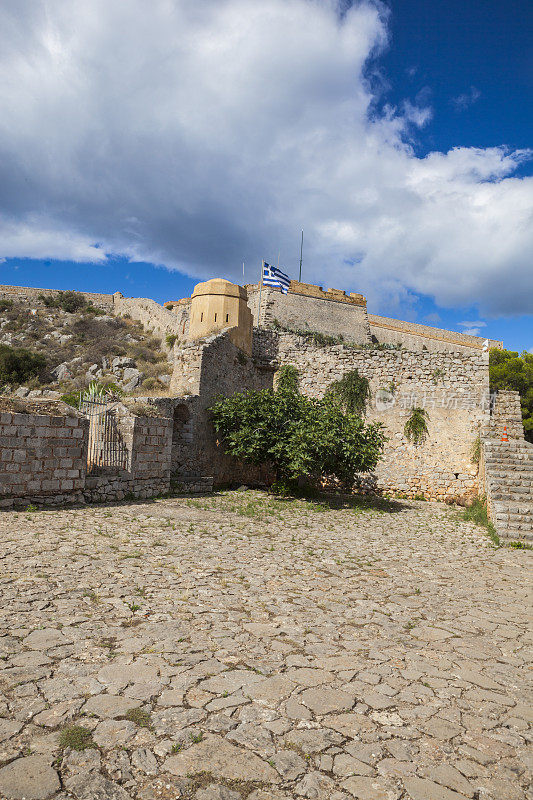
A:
404,407,430,445
326,369,371,416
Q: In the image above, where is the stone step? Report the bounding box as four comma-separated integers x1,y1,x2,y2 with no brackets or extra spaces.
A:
498,530,533,542
486,456,533,462
487,474,533,484
482,437,532,541
492,496,532,505
484,449,533,457
486,457,533,462
495,506,533,516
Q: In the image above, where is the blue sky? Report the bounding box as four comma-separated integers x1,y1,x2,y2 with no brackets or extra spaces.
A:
0,0,531,352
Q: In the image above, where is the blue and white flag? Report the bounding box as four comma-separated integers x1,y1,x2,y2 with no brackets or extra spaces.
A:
263,262,291,294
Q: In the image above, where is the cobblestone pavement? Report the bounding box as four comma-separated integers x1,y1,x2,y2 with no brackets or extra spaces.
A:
0,491,531,800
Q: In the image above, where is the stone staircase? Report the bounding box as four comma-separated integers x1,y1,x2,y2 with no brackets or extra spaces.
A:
482,438,533,541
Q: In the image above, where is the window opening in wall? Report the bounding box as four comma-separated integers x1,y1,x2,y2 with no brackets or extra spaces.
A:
226,314,229,322
200,312,203,322
214,313,217,322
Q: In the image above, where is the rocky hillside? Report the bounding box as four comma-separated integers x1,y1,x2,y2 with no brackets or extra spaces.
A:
0,293,173,399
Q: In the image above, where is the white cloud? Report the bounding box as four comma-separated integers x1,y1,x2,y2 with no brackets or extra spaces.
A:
452,86,481,111
0,0,532,315
423,312,441,323
458,320,487,336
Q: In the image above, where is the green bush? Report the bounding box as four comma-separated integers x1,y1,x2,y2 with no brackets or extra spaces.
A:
210,365,386,488
0,299,13,312
39,290,86,313
165,333,179,348
0,345,46,386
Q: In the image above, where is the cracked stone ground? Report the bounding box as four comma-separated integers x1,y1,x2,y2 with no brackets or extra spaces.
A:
0,492,531,800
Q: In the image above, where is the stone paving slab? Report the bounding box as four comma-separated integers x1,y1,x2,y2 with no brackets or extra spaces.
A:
0,490,531,799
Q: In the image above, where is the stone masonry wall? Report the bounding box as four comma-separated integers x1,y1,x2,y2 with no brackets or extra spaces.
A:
83,408,173,503
169,333,273,486
113,294,182,351
0,284,114,312
254,331,490,500
0,403,88,507
0,399,173,507
484,390,525,440
247,285,372,344
368,314,503,355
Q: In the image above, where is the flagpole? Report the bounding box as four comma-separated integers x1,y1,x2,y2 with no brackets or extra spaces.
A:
257,260,264,327
299,229,304,282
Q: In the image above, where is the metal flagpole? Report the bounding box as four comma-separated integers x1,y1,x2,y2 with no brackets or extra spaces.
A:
257,260,264,326
242,261,245,284
299,230,304,282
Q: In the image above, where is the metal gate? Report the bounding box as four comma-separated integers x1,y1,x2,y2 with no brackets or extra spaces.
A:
80,394,128,473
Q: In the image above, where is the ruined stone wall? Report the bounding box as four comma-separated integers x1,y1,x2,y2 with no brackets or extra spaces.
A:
254,331,489,500
113,294,182,350
166,299,191,339
169,333,273,486
369,314,502,354
246,285,372,344
0,403,88,507
0,284,114,312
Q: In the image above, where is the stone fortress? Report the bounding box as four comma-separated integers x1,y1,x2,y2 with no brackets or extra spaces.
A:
0,278,531,541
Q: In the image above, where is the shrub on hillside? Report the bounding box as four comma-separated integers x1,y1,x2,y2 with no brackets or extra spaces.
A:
39,290,86,313
0,344,46,386
210,365,386,489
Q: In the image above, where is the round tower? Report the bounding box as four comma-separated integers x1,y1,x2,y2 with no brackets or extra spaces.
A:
188,278,253,355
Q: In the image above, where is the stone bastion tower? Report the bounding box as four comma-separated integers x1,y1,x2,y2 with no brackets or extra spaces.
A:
188,278,253,356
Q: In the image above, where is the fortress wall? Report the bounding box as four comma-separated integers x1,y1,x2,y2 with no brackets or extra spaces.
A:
113,295,183,350
247,284,372,344
258,331,490,500
369,314,503,354
169,332,273,485
164,298,191,339
0,284,114,312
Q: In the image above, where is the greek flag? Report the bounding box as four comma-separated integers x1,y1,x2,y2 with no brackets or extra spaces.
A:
263,262,291,294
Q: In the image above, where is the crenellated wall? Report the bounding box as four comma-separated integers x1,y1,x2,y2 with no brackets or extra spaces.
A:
246,284,372,344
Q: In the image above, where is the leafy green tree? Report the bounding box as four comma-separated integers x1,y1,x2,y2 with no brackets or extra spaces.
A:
490,349,533,442
210,365,386,488
0,345,46,386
